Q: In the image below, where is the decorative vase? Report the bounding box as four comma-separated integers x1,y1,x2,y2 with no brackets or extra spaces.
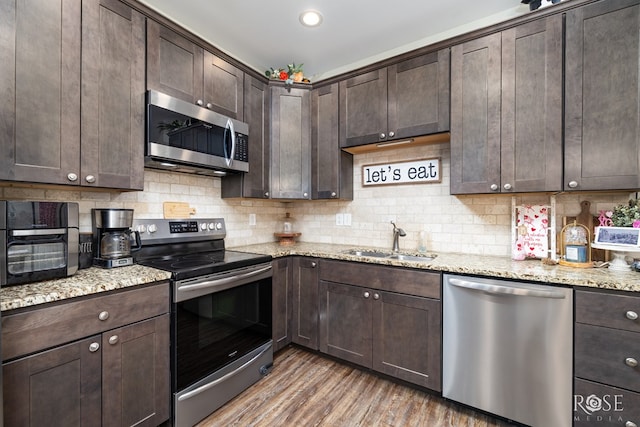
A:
292,72,303,83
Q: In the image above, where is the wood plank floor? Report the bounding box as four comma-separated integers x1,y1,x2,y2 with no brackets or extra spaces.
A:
196,346,514,427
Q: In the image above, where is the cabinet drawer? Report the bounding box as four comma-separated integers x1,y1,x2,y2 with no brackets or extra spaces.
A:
2,282,170,361
575,323,640,393
574,378,640,426
319,260,440,299
576,290,640,333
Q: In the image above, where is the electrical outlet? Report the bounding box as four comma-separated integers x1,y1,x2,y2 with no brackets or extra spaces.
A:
343,213,352,226
336,213,344,226
249,213,256,226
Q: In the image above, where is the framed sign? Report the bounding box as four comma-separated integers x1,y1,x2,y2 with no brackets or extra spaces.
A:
594,226,640,247
362,157,441,187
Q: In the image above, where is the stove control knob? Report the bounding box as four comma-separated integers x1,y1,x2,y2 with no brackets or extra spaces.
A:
136,224,147,233
200,223,208,231
215,222,223,230
147,224,157,234
208,222,216,230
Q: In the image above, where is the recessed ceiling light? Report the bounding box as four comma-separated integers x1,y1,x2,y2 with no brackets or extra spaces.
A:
299,10,323,27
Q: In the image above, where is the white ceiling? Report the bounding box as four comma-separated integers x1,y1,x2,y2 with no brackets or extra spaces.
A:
138,0,535,81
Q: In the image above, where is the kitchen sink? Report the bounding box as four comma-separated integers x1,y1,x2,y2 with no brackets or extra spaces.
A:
343,249,436,263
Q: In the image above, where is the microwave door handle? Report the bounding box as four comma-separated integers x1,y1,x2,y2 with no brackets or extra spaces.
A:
224,118,236,167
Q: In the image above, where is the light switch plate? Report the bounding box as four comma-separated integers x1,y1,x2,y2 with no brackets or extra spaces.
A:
336,213,344,226
344,213,352,226
249,213,256,226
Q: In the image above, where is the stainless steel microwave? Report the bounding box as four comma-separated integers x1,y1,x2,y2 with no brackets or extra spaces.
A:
0,201,79,286
145,90,249,176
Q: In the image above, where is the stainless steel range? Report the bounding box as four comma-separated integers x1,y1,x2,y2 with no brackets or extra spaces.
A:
133,218,273,427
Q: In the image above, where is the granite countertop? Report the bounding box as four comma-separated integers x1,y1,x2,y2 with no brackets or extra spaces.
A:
230,242,640,293
4,241,639,313
0,265,172,312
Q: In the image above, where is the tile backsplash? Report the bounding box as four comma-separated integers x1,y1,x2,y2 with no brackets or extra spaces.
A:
0,146,634,257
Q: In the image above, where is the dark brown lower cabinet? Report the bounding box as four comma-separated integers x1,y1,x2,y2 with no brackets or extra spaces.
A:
3,314,169,427
318,260,441,391
272,258,293,352
574,379,640,426
2,283,170,427
292,257,319,350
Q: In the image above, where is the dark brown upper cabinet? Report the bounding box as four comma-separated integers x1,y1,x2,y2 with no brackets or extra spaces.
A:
0,0,144,190
270,85,311,199
312,83,353,200
450,15,562,194
147,20,244,120
565,0,640,191
222,75,271,198
339,49,450,149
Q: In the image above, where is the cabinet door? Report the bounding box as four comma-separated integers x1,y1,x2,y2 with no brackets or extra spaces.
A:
372,291,441,390
222,75,270,198
388,49,450,139
272,258,292,352
339,68,388,147
565,0,640,191
292,258,319,350
81,0,145,190
270,86,311,199
3,336,102,427
501,15,562,193
450,33,502,194
312,83,353,200
574,378,640,426
146,20,204,104
0,0,81,185
102,314,170,427
319,281,372,368
203,51,244,120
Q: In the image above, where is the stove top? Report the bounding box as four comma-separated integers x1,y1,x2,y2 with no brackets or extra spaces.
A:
132,218,271,280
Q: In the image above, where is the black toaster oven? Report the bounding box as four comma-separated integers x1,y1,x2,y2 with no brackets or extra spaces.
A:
0,201,79,286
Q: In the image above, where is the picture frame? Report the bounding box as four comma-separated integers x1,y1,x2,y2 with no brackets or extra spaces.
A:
594,226,640,247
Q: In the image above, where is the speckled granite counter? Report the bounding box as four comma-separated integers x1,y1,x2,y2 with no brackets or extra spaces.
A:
0,265,172,312
230,242,640,293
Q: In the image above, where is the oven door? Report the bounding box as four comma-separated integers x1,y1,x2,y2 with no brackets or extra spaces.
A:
173,263,273,427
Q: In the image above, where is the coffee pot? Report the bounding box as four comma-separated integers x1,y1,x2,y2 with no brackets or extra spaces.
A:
92,208,141,268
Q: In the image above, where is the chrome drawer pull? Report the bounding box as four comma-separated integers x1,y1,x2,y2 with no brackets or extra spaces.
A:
626,421,637,427
89,342,100,353
626,310,638,320
625,357,638,368
98,311,109,321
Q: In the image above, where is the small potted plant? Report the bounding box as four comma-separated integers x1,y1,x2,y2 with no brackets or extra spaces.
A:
287,63,304,82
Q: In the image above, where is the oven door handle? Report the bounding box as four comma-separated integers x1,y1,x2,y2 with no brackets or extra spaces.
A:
177,264,272,293
177,342,273,402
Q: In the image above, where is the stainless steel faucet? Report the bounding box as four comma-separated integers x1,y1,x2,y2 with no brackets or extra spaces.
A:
391,221,406,252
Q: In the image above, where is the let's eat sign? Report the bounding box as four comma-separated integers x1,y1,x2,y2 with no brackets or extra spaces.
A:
362,157,441,186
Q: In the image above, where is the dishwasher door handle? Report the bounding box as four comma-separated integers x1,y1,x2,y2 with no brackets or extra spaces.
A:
448,278,567,299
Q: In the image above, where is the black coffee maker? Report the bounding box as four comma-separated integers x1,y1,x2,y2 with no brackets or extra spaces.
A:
92,208,141,268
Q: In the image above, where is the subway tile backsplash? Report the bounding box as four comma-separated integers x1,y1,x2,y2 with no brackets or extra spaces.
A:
0,144,632,256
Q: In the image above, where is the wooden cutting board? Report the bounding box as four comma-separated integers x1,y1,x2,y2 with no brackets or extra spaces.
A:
562,200,608,262
163,202,196,219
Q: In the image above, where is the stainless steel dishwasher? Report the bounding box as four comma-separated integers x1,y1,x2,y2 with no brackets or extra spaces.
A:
442,274,573,427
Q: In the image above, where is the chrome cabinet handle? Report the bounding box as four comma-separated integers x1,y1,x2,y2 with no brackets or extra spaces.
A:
85,175,96,183
67,173,78,182
331,192,337,198
503,183,512,190
379,133,386,139
626,311,638,320
373,293,380,300
98,311,109,321
196,99,204,106
108,335,119,345
568,180,578,188
311,262,317,268
206,102,213,109
388,131,395,138
490,184,499,191
626,421,637,427
264,191,269,198
625,357,638,368
89,342,100,353
363,291,370,299
303,192,308,198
